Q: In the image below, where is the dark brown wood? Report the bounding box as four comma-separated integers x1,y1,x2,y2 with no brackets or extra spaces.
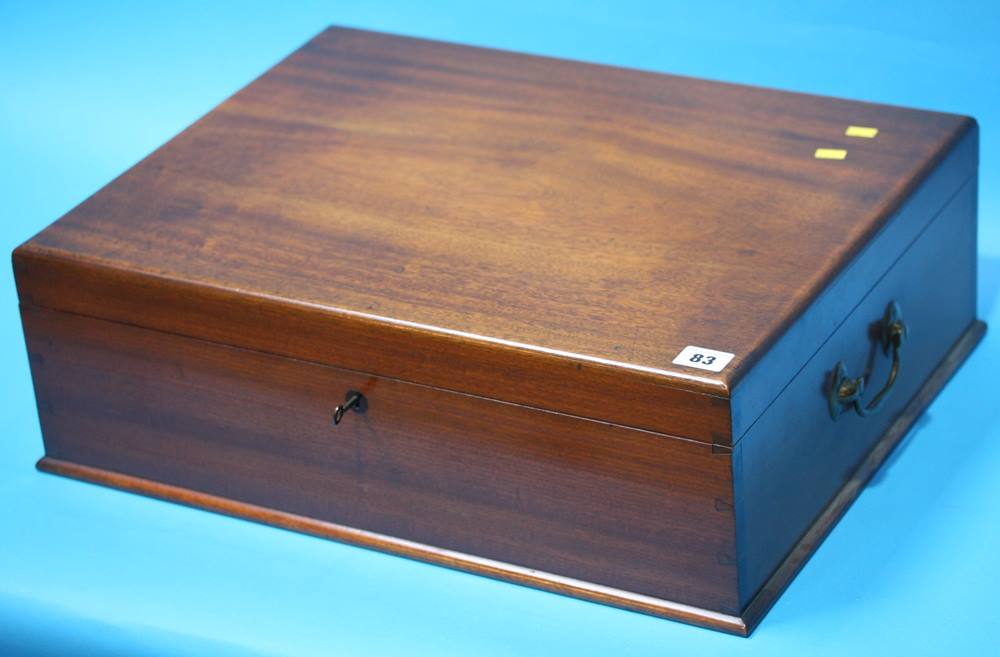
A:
12,250,732,445
12,26,975,444
735,176,979,606
739,320,986,631
13,27,984,635
30,317,985,637
22,304,738,615
36,457,751,634
729,125,977,438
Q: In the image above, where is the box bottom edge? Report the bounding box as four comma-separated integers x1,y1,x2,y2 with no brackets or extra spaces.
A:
35,456,749,636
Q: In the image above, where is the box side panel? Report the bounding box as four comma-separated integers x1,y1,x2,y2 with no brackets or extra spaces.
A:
734,176,978,608
730,124,978,439
22,304,740,616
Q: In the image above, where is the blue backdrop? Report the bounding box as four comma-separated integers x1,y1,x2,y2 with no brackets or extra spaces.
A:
2,2,999,655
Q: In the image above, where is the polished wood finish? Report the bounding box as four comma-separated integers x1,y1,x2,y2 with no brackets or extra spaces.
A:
36,457,750,634
729,125,977,438
22,304,738,615
12,26,975,444
31,318,985,636
13,250,732,445
740,319,985,631
735,177,979,606
14,27,983,635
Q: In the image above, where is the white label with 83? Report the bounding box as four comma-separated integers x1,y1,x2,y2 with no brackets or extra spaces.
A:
672,346,735,373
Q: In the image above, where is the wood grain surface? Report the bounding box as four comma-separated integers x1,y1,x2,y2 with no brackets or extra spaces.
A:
12,27,984,634
734,176,979,606
22,304,740,615
28,312,986,636
36,456,751,636
13,26,975,443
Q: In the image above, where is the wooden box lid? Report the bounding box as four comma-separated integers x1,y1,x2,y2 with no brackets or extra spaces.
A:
13,27,975,447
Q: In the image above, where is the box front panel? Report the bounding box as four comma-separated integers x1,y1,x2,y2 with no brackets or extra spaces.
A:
22,305,739,615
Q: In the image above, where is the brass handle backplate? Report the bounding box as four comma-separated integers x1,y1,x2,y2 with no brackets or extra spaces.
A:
828,301,908,420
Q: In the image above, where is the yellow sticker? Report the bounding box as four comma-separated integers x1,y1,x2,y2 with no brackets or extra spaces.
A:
814,148,848,160
845,125,878,138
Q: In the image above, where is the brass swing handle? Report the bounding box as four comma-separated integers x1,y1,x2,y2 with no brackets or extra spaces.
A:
828,302,908,420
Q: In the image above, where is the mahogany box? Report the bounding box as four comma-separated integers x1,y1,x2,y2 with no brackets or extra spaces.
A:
13,27,984,635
